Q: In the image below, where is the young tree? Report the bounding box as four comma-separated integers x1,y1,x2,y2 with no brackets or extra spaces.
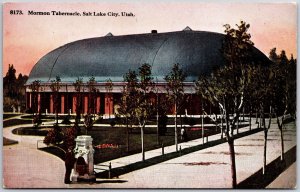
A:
73,78,83,132
196,21,254,188
123,64,155,161
50,76,61,125
118,70,139,152
165,63,187,152
251,64,273,175
84,77,97,133
87,76,97,115
270,49,296,161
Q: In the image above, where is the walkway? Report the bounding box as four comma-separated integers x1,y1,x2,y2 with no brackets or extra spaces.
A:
3,122,67,188
2,115,296,188
87,120,296,188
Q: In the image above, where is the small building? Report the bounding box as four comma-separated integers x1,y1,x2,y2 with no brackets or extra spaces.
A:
26,27,269,115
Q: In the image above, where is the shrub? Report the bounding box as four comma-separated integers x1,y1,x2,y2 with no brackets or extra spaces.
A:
43,125,63,145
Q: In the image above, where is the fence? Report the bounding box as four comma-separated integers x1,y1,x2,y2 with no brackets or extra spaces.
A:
94,162,112,179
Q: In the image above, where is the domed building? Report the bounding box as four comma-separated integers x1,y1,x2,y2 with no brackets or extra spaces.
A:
26,27,269,115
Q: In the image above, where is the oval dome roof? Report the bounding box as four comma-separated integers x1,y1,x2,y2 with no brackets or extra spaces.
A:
27,30,269,84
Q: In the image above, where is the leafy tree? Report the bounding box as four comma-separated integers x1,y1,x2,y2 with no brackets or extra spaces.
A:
270,49,296,161
43,124,78,184
87,76,97,115
50,76,61,125
3,65,28,112
84,77,97,133
165,63,187,152
4,64,17,98
73,77,83,127
118,70,138,152
251,64,273,175
196,21,254,188
122,64,155,161
157,94,170,137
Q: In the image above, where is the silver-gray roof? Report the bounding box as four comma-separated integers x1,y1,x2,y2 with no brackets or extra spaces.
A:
27,30,269,84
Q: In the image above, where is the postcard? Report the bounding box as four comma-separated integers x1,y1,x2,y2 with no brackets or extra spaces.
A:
3,1,297,189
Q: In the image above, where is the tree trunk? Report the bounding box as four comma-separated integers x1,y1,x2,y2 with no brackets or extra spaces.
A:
175,110,178,152
243,106,245,121
237,115,239,134
249,105,252,130
277,116,285,161
224,98,237,188
263,129,268,175
141,124,145,161
280,127,284,161
202,111,204,144
260,113,263,129
126,117,129,153
220,108,224,139
156,111,159,145
228,138,237,188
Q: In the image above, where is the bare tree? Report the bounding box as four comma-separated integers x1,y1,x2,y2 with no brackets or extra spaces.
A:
196,21,254,188
122,64,154,161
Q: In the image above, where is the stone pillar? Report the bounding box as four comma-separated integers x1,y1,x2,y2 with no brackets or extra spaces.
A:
29,93,32,108
72,96,77,114
72,135,96,182
38,93,41,113
61,95,65,114
96,96,100,114
84,96,88,114
105,94,113,115
50,94,53,114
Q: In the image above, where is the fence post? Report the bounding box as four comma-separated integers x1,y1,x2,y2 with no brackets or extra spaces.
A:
162,143,164,155
179,145,182,156
108,162,111,179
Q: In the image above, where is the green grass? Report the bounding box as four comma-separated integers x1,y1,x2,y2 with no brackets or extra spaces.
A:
88,124,222,164
12,127,51,136
3,114,21,119
6,114,249,164
3,119,34,128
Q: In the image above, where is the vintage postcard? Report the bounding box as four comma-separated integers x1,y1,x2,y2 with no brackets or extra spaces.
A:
3,1,297,189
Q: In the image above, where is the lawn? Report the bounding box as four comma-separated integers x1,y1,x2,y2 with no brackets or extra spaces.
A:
6,114,249,164
3,114,21,119
90,124,221,164
3,119,34,128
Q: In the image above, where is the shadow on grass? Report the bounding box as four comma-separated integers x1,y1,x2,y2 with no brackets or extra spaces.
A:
96,128,263,179
237,146,296,189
